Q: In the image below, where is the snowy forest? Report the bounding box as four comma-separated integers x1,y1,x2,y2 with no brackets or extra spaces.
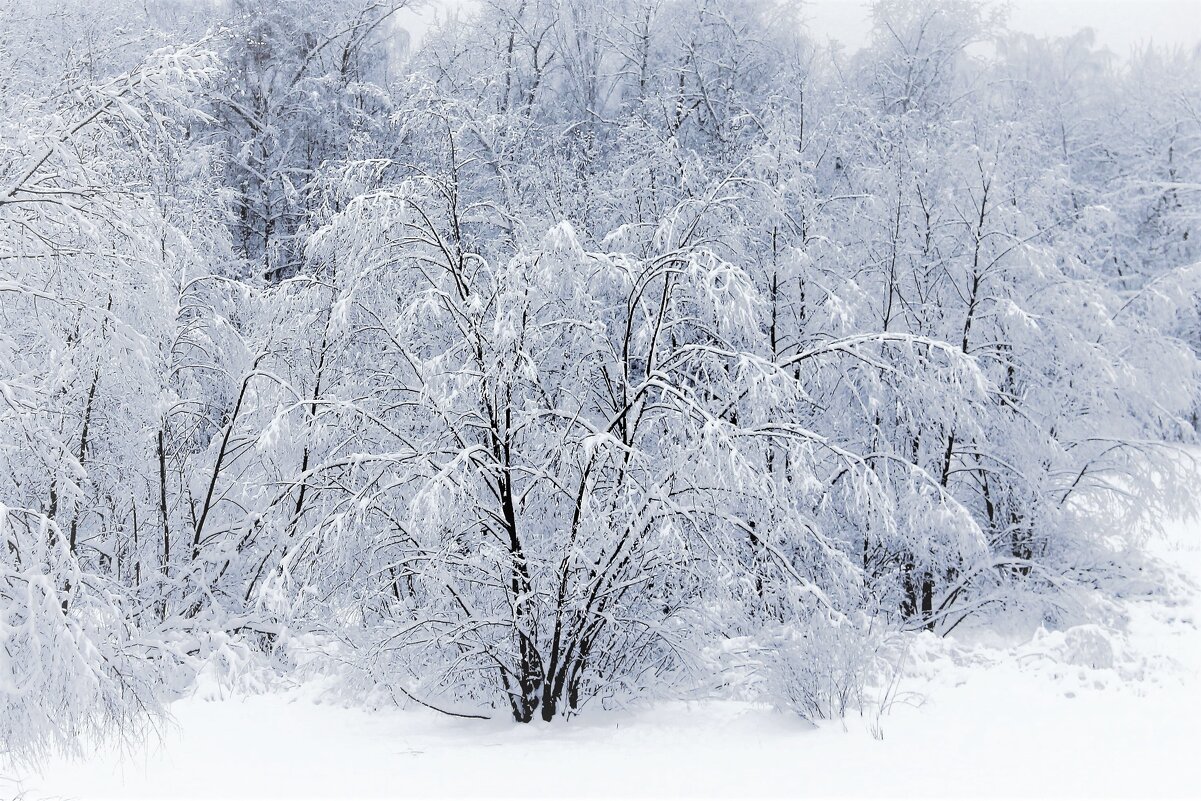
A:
1,0,1199,766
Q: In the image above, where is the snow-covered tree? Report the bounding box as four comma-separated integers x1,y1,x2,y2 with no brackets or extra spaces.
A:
1,0,1197,741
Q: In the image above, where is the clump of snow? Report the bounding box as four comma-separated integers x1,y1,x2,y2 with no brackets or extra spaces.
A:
1043,624,1117,670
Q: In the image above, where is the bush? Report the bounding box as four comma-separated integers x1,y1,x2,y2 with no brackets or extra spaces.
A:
759,612,887,722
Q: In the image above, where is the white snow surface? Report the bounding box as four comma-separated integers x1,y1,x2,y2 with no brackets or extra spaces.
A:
4,515,1199,800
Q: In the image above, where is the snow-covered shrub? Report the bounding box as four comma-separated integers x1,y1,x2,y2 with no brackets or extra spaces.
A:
759,612,888,722
0,507,166,763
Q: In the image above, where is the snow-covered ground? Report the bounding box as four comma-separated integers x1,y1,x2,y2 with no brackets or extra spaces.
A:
5,514,1199,800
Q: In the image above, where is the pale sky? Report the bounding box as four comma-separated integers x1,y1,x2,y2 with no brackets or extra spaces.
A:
802,0,1201,56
